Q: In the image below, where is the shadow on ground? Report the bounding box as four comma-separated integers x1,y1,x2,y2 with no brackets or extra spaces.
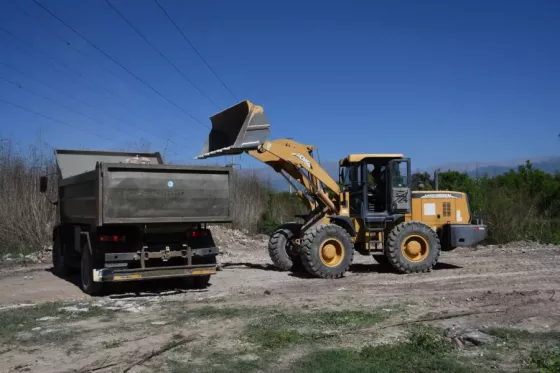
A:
219,259,463,279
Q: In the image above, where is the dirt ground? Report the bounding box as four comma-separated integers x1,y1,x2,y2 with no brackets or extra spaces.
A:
0,228,559,372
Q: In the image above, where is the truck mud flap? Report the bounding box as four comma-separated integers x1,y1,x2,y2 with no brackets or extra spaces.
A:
196,100,270,159
92,264,217,282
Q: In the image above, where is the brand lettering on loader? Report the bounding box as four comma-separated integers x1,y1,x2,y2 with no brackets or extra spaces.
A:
420,193,458,199
293,153,312,169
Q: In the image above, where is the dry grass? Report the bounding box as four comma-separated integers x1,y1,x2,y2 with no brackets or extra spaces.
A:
0,139,56,255
231,170,269,233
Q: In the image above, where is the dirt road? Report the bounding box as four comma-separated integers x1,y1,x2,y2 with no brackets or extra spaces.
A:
0,239,559,373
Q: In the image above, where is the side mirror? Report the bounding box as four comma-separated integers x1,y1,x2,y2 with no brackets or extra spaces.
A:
39,176,48,193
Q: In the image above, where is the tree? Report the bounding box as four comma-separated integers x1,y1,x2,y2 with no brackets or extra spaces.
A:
411,172,433,190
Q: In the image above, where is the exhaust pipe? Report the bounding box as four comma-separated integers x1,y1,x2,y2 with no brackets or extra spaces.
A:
196,100,270,159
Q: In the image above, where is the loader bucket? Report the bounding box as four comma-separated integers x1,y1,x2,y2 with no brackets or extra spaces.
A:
196,100,270,159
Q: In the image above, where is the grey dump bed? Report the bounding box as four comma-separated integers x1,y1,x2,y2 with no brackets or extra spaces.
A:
55,149,232,226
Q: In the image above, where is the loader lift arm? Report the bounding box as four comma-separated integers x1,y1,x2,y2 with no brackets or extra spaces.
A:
196,100,341,214
248,139,339,213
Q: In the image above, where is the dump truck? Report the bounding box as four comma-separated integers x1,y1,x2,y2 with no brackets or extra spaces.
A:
40,149,232,295
196,100,487,279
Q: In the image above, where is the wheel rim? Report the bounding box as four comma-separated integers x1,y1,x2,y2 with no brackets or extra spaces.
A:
400,234,430,262
319,238,344,267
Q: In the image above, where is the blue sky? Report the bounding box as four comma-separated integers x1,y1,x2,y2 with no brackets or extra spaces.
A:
0,0,558,170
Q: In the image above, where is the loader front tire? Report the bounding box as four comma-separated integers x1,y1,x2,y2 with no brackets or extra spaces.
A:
268,223,303,271
300,224,354,279
385,221,441,274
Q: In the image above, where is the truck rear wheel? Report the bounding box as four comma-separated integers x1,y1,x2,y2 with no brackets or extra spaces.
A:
300,224,354,279
385,221,441,274
268,223,303,271
52,234,69,277
81,248,103,296
192,255,217,289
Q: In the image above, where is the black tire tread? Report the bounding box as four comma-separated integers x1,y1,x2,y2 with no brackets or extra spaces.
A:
52,234,69,277
268,222,302,271
385,221,441,274
300,224,354,279
81,248,103,296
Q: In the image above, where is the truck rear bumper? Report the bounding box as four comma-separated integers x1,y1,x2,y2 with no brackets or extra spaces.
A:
92,264,216,282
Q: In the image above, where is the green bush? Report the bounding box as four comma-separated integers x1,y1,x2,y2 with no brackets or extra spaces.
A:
418,161,560,244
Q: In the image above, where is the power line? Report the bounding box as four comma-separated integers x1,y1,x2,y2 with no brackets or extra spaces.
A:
0,97,120,145
0,59,190,145
0,74,142,141
104,0,220,109
0,26,122,102
15,4,187,135
153,0,238,101
32,0,210,130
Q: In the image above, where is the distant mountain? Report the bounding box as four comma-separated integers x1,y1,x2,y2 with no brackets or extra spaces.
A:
426,156,560,178
249,156,560,191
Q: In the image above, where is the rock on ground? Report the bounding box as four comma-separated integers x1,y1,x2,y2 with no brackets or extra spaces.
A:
444,326,497,346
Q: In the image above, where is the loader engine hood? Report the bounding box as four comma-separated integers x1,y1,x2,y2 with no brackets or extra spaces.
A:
196,100,270,159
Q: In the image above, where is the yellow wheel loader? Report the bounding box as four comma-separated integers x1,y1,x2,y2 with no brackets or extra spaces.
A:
196,100,487,278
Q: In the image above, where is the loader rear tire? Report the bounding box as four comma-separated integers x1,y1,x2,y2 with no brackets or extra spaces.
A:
385,221,441,274
268,223,303,271
300,224,354,279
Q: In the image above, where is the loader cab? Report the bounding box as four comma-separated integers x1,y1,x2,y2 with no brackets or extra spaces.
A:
339,154,411,223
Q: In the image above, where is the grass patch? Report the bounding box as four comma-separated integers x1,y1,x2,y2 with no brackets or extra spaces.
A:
291,325,475,373
0,301,116,345
472,327,560,372
530,345,560,373
169,305,260,323
486,327,560,345
244,309,391,350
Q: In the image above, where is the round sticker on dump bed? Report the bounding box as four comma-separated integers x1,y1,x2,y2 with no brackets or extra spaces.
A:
167,180,174,188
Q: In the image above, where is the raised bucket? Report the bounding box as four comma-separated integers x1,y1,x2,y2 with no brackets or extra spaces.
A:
196,100,270,159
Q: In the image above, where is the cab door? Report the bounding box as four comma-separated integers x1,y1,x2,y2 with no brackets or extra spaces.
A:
388,159,411,214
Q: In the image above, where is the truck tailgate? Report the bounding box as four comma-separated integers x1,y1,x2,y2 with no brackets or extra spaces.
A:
101,164,232,224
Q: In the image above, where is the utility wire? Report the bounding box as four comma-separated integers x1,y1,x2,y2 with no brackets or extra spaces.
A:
0,26,125,103
104,0,220,109
0,59,190,145
0,97,120,145
0,74,143,141
153,0,238,101
32,0,209,130
16,5,188,136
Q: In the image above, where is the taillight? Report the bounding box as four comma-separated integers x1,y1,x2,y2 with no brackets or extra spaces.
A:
189,229,209,238
99,235,126,242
